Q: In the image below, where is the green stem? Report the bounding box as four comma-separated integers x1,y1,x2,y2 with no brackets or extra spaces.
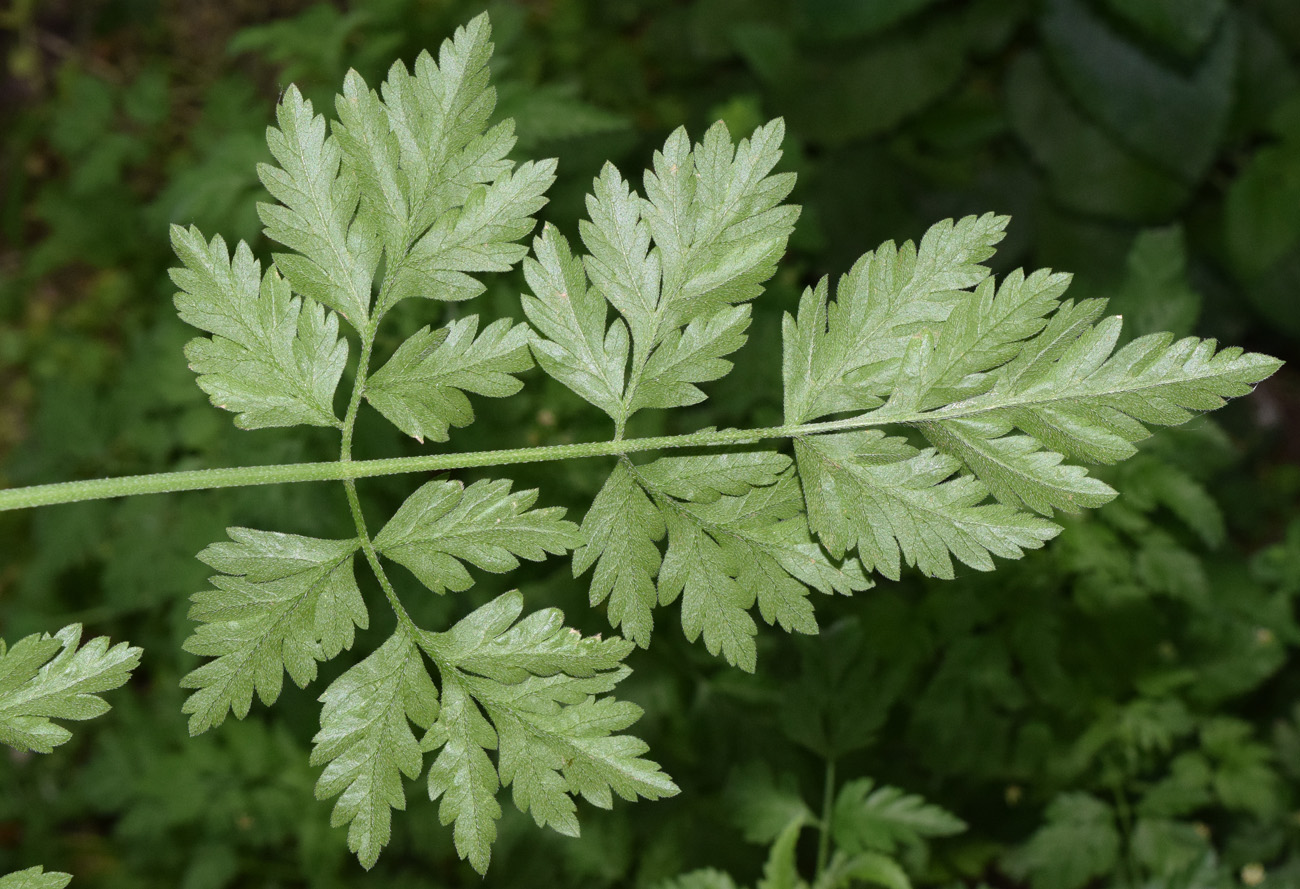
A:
0,412,888,513
816,756,837,880
345,478,418,634
337,314,418,634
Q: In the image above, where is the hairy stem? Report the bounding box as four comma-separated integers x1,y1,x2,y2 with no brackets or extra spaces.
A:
0,411,898,512
337,313,419,633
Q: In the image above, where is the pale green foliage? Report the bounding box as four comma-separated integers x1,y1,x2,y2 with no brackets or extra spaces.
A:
158,8,1282,875
0,623,141,754
375,478,581,594
536,123,1276,664
310,627,438,869
181,529,367,734
171,227,349,429
796,431,1060,581
170,14,672,873
525,117,797,430
365,315,532,443
0,868,72,889
419,592,677,872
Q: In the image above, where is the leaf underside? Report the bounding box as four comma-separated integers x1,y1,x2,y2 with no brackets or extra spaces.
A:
160,6,1282,876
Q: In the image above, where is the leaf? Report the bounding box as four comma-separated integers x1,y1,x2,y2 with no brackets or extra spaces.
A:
1041,0,1235,181
651,468,839,665
831,777,966,858
1003,793,1120,889
181,529,366,734
573,460,666,647
333,68,407,258
421,592,676,874
725,760,815,844
0,868,73,889
374,479,582,594
258,84,378,326
310,628,439,869
1005,52,1189,220
919,419,1116,516
581,455,865,663
757,816,808,889
581,161,662,355
637,452,793,503
657,507,761,671
1096,0,1225,59
890,267,1073,410
1108,227,1201,341
522,224,630,422
796,431,1060,580
365,315,533,443
422,671,501,874
496,81,630,149
782,214,1009,424
814,853,911,889
376,13,508,243
389,157,556,307
630,304,752,412
959,319,1284,465
529,119,797,425
170,225,348,429
640,119,797,327
0,624,141,754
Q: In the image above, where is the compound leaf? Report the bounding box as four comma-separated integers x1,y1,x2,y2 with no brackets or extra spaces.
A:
421,592,675,873
374,479,582,595
366,315,532,443
0,625,141,754
170,226,348,429
181,529,366,735
311,628,439,869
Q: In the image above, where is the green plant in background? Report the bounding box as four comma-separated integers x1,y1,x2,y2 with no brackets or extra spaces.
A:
0,8,1285,885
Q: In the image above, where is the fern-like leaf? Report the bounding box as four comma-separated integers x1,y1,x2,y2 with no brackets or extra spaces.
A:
170,226,348,429
422,592,677,873
0,624,141,754
365,315,532,443
374,479,582,594
181,529,366,734
311,628,439,869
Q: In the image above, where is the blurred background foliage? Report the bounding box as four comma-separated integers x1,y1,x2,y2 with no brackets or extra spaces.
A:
2,0,1300,886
